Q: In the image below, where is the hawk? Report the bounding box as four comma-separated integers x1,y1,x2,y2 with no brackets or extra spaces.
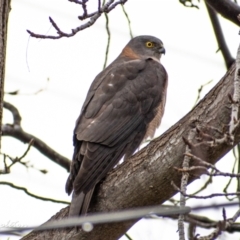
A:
66,35,168,216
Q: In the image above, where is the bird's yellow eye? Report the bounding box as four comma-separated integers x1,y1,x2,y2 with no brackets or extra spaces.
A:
146,41,154,48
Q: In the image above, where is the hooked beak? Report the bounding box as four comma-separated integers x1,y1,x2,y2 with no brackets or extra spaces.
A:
159,47,166,55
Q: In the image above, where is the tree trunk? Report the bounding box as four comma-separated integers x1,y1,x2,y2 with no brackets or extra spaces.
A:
0,0,10,148
21,64,239,240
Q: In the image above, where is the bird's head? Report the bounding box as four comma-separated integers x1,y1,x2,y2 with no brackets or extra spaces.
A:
122,35,165,61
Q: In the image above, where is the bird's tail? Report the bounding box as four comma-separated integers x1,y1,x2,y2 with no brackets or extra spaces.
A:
68,186,95,217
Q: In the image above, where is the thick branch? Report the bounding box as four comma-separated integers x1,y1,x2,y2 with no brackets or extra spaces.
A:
205,2,235,69
205,0,240,26
3,101,22,125
0,0,11,149
22,64,240,239
2,124,71,171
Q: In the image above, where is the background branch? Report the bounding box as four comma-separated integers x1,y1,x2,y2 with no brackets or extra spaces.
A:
2,100,71,171
205,2,235,69
0,0,11,150
0,181,69,204
3,101,22,125
27,0,128,39
102,0,111,69
2,124,71,171
169,213,240,233
205,0,240,26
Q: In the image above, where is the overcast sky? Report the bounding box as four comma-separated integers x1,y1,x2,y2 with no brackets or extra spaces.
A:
1,0,240,239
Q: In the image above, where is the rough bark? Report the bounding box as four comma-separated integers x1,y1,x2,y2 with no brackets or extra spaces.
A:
0,0,10,148
21,64,240,239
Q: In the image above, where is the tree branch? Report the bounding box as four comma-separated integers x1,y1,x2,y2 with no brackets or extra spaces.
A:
3,101,22,125
27,0,128,39
169,213,240,233
102,0,111,69
0,181,69,204
205,0,240,26
205,2,235,69
0,0,11,149
121,4,133,39
178,130,195,240
2,124,71,171
2,100,71,171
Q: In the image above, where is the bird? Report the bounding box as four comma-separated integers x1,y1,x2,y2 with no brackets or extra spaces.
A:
65,35,168,216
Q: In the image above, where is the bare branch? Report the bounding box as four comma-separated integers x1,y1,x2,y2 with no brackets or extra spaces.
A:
205,0,240,26
0,181,70,204
2,124,71,171
0,139,34,174
172,182,240,199
0,0,11,151
205,2,235,69
102,0,111,69
178,129,196,240
223,146,239,201
124,233,133,240
196,208,240,240
169,213,240,233
121,4,133,39
27,0,128,39
193,80,213,107
3,101,22,125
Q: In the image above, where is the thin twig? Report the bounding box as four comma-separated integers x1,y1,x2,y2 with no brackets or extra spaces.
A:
223,146,239,200
188,172,213,197
193,80,213,106
3,139,34,172
124,233,133,240
161,211,240,236
172,181,240,199
0,181,70,204
178,129,195,240
102,0,111,69
121,4,133,39
196,208,240,240
11,139,34,166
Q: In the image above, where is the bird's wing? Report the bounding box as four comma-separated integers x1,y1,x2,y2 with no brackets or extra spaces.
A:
66,57,167,196
75,58,167,146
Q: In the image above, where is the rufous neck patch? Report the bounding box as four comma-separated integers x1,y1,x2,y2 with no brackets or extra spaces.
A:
121,46,140,59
